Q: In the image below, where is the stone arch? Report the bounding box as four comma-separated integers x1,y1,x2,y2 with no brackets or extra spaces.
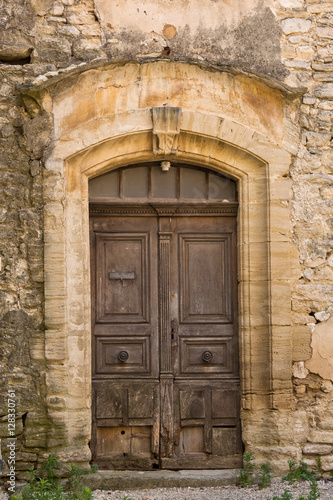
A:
40,61,296,464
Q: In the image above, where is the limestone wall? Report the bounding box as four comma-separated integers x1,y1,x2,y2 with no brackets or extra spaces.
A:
0,0,332,476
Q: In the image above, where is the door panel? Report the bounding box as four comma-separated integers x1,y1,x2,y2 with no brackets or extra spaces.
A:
95,232,149,323
160,216,241,468
179,337,235,375
91,211,241,469
95,336,150,374
179,234,230,322
161,381,242,468
91,217,159,469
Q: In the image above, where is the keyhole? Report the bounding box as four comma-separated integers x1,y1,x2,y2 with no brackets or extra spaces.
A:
121,430,125,435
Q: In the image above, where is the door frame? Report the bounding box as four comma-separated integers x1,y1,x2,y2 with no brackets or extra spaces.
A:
41,64,295,464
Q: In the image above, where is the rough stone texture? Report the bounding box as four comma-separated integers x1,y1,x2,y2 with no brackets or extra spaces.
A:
305,317,333,381
95,0,287,79
0,0,332,480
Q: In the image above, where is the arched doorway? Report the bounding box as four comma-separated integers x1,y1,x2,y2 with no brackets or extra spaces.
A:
38,59,296,470
89,162,241,469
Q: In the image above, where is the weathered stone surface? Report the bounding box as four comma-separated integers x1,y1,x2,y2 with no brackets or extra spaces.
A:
72,38,105,60
322,456,333,472
278,0,304,7
305,317,333,381
315,83,333,99
0,30,33,62
314,311,330,322
281,18,312,35
34,37,72,63
303,444,333,455
0,0,332,477
293,361,309,379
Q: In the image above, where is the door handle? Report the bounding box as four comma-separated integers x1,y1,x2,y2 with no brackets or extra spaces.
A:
202,350,213,363
118,350,129,362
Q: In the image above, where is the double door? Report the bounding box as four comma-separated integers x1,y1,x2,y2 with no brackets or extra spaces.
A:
90,210,241,469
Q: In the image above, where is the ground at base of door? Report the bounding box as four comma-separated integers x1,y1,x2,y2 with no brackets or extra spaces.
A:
92,479,333,500
85,470,239,491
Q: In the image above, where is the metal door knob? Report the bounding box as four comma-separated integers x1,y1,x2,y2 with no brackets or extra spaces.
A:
202,350,213,363
118,350,129,362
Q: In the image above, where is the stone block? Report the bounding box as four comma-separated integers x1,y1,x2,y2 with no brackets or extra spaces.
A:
309,430,333,444
308,3,333,13
35,38,71,63
281,18,312,35
270,242,292,280
72,38,104,60
45,367,68,394
53,444,91,463
23,414,48,449
292,325,312,362
45,329,68,361
278,0,304,7
305,317,333,381
303,444,333,455
271,284,292,326
315,83,333,99
304,131,331,148
29,336,45,361
322,455,333,472
293,361,309,379
59,25,80,37
316,27,333,39
66,9,97,25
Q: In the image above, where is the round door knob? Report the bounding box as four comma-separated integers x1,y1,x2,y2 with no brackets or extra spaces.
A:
202,350,213,363
118,350,129,363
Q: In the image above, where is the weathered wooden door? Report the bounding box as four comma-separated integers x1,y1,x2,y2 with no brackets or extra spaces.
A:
90,207,241,469
90,215,160,469
159,214,241,468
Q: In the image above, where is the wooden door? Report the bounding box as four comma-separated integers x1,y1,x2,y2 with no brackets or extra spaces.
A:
90,208,241,469
90,215,160,469
159,215,242,468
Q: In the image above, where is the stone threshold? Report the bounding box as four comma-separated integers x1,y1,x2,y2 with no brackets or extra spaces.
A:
83,469,239,491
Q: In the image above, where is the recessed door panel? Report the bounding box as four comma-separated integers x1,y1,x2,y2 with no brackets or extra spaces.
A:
179,337,234,375
95,336,150,374
95,232,149,323
180,235,231,323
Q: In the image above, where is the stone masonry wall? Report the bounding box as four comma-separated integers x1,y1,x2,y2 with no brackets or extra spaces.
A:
0,0,332,476
269,0,333,471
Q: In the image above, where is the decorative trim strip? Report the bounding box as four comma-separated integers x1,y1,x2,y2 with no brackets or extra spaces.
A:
89,202,238,217
159,234,171,373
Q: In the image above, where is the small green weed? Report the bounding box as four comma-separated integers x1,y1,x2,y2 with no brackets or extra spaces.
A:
268,460,321,500
12,455,97,500
282,460,316,484
315,457,323,477
307,478,320,500
259,463,272,489
272,490,293,500
238,451,255,487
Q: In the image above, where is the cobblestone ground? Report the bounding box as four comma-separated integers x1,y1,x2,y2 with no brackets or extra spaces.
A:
91,479,333,500
1,478,333,499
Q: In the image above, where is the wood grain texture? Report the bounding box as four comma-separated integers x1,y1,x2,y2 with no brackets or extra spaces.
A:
90,204,240,469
